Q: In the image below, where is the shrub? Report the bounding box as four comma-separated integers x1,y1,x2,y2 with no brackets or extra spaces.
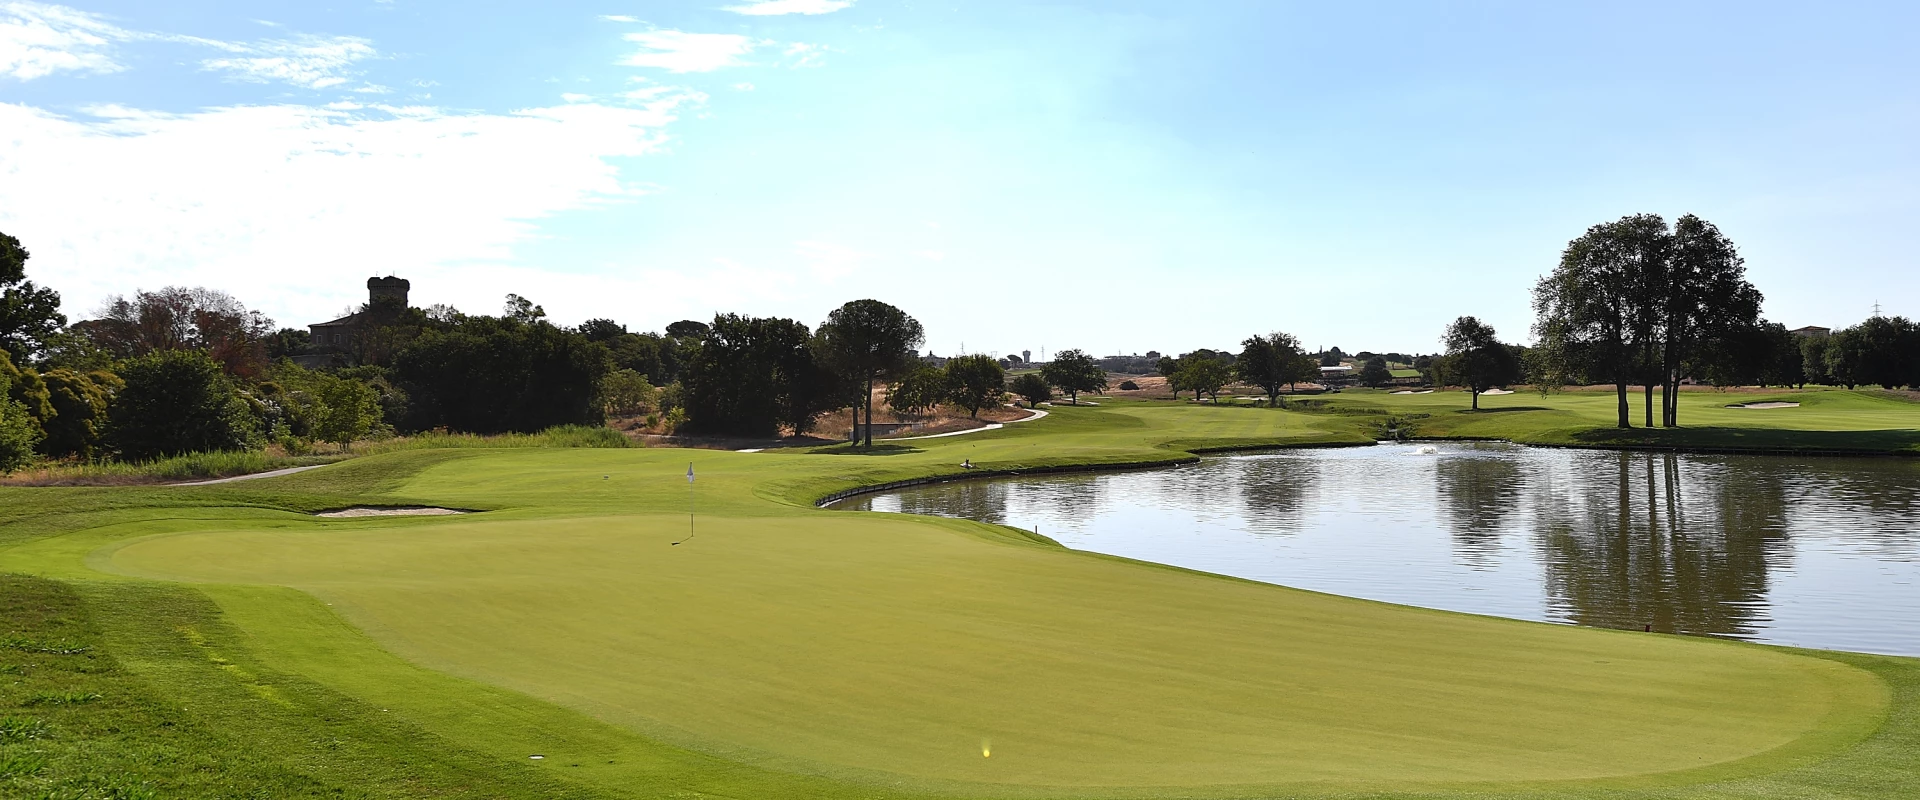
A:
108,350,260,460
1118,380,1140,391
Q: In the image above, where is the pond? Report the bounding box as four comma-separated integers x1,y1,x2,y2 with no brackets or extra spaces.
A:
832,443,1920,656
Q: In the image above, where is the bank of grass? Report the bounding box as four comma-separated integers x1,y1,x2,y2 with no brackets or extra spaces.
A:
0,424,633,487
0,400,1916,798
1280,385,1920,454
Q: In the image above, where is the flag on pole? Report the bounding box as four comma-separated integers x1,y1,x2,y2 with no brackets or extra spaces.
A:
687,463,695,483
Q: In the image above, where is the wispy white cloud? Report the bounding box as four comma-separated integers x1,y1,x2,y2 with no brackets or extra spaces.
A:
197,33,377,89
0,90,706,327
782,41,830,68
2,2,381,89
599,14,640,23
732,82,754,91
724,0,853,16
620,29,762,73
0,0,131,80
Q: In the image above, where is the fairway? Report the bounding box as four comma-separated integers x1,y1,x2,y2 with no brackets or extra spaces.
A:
5,395,1919,798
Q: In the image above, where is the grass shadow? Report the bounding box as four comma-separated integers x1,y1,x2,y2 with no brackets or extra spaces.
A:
1568,426,1920,453
1454,406,1553,414
804,443,923,456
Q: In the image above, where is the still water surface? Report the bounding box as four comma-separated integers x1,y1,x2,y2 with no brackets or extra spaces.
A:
834,443,1920,656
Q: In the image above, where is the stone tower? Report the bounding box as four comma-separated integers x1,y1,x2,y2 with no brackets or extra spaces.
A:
367,276,411,306
1022,350,1031,363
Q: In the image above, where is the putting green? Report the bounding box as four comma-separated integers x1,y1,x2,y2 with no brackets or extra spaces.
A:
96,456,1884,793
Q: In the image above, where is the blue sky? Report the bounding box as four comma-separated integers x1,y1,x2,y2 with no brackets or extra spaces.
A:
2,1,1915,358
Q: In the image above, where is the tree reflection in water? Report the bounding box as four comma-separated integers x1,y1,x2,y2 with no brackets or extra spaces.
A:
1432,453,1523,568
1533,451,1789,638
836,444,1920,654
1232,455,1316,536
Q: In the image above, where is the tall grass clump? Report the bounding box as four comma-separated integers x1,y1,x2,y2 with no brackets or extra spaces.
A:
354,425,634,454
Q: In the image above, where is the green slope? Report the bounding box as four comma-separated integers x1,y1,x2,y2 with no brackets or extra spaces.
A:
1,398,1917,798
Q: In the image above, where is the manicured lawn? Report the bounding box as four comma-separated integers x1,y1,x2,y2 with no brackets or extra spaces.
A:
1307,386,1920,453
2,397,1918,798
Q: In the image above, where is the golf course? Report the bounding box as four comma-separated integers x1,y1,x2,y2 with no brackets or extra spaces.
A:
3,390,1919,798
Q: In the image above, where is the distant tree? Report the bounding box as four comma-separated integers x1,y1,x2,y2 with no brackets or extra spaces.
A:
83,287,276,379
1041,349,1108,405
1442,316,1520,410
1759,322,1804,388
313,378,383,444
1799,334,1833,386
1851,316,1920,389
1116,379,1139,391
1235,332,1309,406
37,329,116,373
665,319,711,339
0,231,66,365
683,314,837,437
1176,355,1232,402
1317,346,1346,367
1009,373,1053,407
265,328,312,361
109,349,259,459
815,300,924,446
393,315,609,434
578,318,628,342
944,355,1006,418
504,294,547,323
38,368,115,459
0,393,37,472
1693,323,1774,389
0,352,52,441
599,368,657,417
887,365,950,414
1358,356,1393,388
1825,326,1867,389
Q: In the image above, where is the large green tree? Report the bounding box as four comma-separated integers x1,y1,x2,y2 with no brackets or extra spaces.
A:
38,368,116,459
683,314,838,438
1007,372,1052,408
816,300,924,447
886,364,949,415
1534,214,1760,428
0,232,66,365
1661,215,1760,425
1441,316,1520,410
1533,218,1645,428
0,367,40,473
943,355,1006,418
1175,355,1232,402
392,306,610,435
1041,349,1108,405
108,350,260,460
1235,332,1309,406
1357,357,1393,388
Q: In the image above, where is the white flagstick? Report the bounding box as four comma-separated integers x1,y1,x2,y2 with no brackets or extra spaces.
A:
674,463,695,546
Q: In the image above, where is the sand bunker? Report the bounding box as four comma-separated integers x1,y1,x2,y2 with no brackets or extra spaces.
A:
1479,389,1515,396
315,507,469,518
1390,390,1435,395
1729,402,1801,409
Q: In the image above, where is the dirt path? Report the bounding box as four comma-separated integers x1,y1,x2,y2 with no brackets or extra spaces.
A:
172,465,328,486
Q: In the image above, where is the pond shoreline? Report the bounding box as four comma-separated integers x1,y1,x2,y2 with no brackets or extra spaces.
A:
813,441,1375,507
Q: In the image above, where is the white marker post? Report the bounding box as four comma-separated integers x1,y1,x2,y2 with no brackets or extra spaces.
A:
673,463,696,546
